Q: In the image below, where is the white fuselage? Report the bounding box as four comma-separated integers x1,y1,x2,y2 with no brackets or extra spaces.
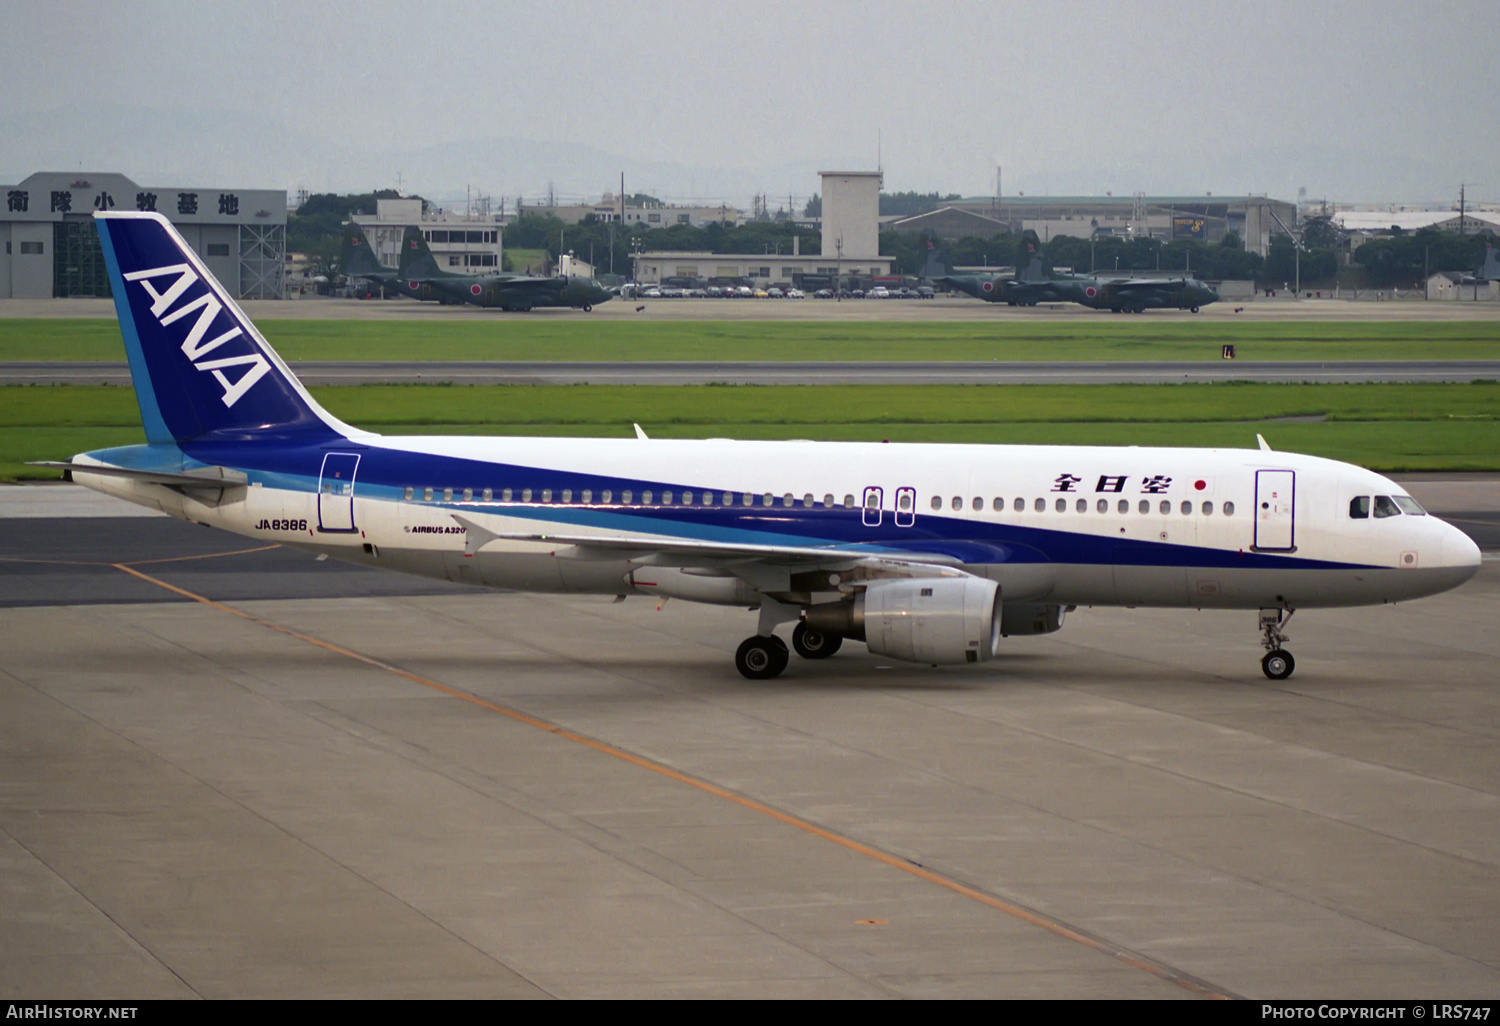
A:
73,436,1482,613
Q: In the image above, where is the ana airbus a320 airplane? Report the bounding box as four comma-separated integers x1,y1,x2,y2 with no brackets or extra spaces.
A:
45,212,1482,681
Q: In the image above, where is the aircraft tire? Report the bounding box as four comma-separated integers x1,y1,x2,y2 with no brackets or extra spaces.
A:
792,622,842,660
736,635,789,679
583,304,592,312
1261,649,1295,680
1191,305,1200,313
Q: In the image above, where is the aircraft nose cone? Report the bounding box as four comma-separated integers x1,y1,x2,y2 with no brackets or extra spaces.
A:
1441,524,1483,578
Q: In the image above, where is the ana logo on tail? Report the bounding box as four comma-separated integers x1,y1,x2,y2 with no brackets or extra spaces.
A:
122,262,270,408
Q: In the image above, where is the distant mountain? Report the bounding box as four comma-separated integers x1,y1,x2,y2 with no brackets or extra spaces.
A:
0,103,829,208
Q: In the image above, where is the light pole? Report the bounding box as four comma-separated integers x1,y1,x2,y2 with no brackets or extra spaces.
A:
835,237,843,302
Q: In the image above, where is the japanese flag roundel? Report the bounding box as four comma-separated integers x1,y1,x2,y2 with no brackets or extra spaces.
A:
470,283,482,296
1085,286,1097,297
981,281,993,292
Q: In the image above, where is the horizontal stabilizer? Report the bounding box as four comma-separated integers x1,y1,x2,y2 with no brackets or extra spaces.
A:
29,461,247,489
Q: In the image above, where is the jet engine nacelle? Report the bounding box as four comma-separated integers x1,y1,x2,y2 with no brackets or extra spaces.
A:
1000,603,1067,636
805,577,1002,665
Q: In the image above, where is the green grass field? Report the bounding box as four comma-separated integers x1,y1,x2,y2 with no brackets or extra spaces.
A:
6,381,1497,480
3,318,1498,363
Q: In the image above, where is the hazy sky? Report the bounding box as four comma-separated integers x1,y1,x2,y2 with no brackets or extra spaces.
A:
2,0,1496,206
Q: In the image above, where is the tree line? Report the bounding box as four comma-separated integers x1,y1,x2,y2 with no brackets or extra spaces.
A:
293,191,1496,288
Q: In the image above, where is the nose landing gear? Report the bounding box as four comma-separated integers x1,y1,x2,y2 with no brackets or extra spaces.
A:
1259,608,1296,680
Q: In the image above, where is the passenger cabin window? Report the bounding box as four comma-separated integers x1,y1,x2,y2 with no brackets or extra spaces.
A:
1033,498,1045,512
502,488,513,501
931,495,943,511
824,494,835,507
843,494,855,508
951,496,962,511
443,488,453,502
1076,498,1087,513
522,488,532,502
1223,501,1235,516
1373,495,1401,518
972,497,983,512
1054,498,1066,513
1350,496,1370,519
1118,499,1129,513
581,489,592,503
993,497,1005,512
601,489,612,503
621,490,632,504
482,488,492,501
1014,497,1025,512
1138,499,1150,514
463,488,473,501
562,489,572,503
641,490,652,504
404,487,414,500
1097,499,1109,513
423,487,434,501
1159,500,1171,515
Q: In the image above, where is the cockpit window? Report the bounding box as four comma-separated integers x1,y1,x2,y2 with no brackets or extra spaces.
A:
1349,496,1370,519
1392,495,1427,516
1373,495,1401,518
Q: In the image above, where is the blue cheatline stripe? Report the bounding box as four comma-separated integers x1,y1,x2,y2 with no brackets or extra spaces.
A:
166,438,1379,573
96,219,172,445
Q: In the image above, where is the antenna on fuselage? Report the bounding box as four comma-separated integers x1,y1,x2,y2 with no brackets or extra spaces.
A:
1257,434,1273,451
634,423,649,440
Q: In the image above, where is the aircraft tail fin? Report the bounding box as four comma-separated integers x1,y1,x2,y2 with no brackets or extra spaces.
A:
397,225,443,278
918,244,950,280
1479,242,1499,282
95,212,355,444
339,225,389,278
1018,230,1046,282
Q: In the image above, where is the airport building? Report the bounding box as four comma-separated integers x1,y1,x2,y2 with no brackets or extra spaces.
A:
892,194,1298,256
632,171,894,287
520,194,745,229
1,171,287,299
349,198,503,275
1336,209,1500,251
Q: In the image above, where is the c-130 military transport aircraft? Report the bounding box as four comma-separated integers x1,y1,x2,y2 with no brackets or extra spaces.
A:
48,212,1481,681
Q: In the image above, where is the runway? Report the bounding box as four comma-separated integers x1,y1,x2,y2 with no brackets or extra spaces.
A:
8,358,1500,386
3,483,1499,998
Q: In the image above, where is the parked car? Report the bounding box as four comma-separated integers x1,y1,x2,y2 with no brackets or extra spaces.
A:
867,286,891,299
766,287,784,298
785,288,805,299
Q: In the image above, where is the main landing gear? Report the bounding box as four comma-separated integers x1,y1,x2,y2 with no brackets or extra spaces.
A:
735,621,846,679
792,622,842,660
1259,608,1296,680
735,635,788,679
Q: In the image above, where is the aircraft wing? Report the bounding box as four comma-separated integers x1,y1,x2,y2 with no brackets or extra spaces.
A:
449,514,1017,571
